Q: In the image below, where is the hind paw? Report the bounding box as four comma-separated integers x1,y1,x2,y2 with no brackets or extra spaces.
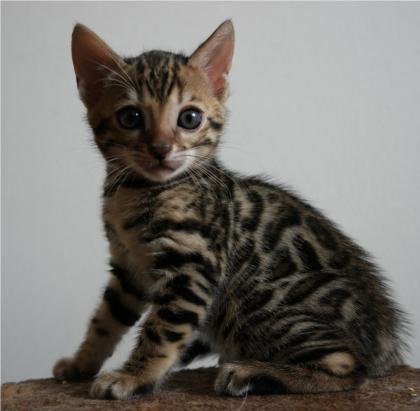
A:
215,362,287,396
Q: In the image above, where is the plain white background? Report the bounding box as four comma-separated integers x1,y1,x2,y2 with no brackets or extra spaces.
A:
2,2,420,383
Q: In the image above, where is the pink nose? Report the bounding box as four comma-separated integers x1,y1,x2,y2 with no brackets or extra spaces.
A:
149,142,172,161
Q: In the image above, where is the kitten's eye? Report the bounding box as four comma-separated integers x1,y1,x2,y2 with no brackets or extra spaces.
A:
177,108,202,130
117,106,143,130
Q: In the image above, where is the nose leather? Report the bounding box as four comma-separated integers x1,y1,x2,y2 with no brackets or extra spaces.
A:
149,142,172,161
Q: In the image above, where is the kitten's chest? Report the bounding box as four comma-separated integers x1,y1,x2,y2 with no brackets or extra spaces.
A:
103,184,203,256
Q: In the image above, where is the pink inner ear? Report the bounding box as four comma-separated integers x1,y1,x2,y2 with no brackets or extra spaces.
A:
190,21,235,98
205,41,233,95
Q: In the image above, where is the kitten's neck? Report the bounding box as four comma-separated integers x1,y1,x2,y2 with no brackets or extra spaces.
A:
104,157,222,196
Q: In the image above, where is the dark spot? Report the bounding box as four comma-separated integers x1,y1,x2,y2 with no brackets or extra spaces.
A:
145,326,161,344
329,250,351,269
267,247,297,280
163,329,184,342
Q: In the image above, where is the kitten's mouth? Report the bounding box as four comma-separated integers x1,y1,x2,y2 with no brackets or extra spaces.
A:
139,156,189,182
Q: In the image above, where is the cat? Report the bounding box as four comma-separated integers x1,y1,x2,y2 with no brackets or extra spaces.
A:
53,20,407,399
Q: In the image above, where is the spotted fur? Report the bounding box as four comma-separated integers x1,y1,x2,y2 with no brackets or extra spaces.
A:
53,21,407,399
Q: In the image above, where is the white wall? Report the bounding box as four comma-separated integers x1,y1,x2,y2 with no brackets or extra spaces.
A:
3,2,420,383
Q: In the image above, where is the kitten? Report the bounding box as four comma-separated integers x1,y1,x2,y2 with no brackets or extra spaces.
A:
53,20,407,399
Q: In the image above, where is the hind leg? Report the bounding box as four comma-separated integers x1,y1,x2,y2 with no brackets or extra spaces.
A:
215,351,365,396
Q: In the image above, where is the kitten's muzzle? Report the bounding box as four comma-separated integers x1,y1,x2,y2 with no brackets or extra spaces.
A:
148,142,173,161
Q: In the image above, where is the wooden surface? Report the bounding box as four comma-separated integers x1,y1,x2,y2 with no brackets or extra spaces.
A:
2,366,420,411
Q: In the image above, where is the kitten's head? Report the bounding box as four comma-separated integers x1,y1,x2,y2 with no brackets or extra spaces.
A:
71,21,234,183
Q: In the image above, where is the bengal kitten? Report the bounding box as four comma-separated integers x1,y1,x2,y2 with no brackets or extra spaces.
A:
53,21,407,399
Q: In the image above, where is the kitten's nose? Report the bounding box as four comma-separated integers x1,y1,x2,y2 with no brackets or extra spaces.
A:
149,142,173,161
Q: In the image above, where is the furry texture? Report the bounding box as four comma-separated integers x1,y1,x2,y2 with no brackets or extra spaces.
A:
53,21,407,399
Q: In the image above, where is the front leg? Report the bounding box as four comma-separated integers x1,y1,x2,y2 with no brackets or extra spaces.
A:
53,263,148,381
91,249,216,399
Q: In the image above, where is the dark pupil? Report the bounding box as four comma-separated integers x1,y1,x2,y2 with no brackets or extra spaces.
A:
118,107,141,129
179,110,201,129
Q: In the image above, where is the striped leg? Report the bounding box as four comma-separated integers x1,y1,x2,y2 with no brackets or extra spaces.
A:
53,265,147,381
90,266,214,399
179,338,212,367
215,352,365,396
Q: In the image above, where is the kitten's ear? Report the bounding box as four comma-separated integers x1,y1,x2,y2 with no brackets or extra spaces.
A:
189,20,234,100
71,24,124,108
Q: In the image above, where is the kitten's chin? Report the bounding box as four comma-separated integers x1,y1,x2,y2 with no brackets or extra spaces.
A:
136,157,192,183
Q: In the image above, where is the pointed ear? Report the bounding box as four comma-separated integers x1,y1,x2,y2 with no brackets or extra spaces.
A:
189,20,235,100
71,24,124,108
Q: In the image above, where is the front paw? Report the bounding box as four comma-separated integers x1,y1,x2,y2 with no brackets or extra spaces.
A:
90,371,155,400
53,357,97,381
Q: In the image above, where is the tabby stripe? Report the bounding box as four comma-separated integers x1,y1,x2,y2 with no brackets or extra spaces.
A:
154,249,217,286
241,190,264,232
229,238,255,274
157,307,199,326
110,263,145,300
306,216,338,250
167,275,207,307
242,289,274,316
283,272,337,305
195,281,211,295
319,288,351,307
262,208,301,252
150,219,211,238
208,117,223,131
293,235,323,271
174,286,207,306
165,75,176,99
123,211,151,230
159,70,169,101
154,293,177,305
103,287,139,326
145,79,155,98
266,248,297,280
